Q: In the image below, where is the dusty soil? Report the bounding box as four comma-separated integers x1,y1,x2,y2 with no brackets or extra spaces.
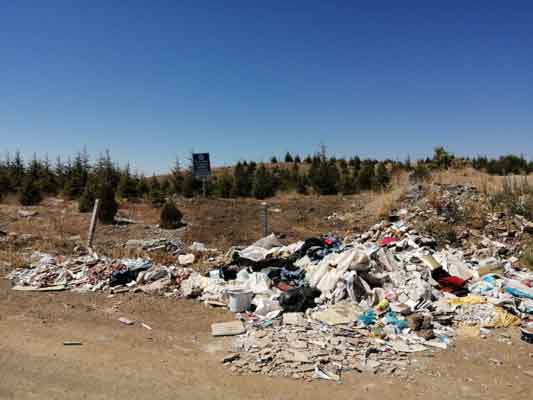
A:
1,279,532,400
0,193,377,264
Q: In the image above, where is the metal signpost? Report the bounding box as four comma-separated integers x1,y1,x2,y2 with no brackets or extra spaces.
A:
192,153,211,197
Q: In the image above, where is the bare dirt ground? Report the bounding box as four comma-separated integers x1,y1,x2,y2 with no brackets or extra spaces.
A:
1,279,532,400
0,193,377,248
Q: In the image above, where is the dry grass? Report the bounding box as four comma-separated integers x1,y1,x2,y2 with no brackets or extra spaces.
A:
430,168,533,195
364,172,410,219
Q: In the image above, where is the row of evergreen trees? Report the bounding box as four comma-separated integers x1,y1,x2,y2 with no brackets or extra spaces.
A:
1,148,531,211
0,150,396,205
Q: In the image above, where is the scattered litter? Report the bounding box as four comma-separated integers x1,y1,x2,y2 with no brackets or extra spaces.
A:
141,323,153,331
17,209,38,218
118,317,135,325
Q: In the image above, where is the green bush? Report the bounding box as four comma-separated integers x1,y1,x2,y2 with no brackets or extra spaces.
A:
149,188,165,208
410,164,431,183
78,185,96,212
18,178,42,206
252,164,275,199
160,200,183,229
97,184,118,224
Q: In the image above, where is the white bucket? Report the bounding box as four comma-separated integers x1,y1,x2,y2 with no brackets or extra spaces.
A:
227,289,253,313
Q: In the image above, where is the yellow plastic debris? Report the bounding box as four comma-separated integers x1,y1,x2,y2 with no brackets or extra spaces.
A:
484,307,521,328
448,296,486,306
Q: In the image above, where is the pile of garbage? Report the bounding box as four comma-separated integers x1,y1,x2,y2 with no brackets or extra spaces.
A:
179,185,533,380
5,239,219,295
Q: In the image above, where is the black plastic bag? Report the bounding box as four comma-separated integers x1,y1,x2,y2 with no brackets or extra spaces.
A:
279,286,321,313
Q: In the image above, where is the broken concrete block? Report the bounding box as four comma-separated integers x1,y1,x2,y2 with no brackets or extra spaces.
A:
211,320,245,337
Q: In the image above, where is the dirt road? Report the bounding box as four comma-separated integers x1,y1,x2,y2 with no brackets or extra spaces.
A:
1,280,532,400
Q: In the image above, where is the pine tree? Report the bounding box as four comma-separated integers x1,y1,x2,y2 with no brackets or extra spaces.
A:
9,151,25,190
294,155,301,163
64,151,89,198
117,164,139,199
149,175,165,207
304,155,312,164
339,162,356,194
0,161,11,200
232,162,252,197
182,173,196,198
159,200,183,229
373,162,390,190
39,156,58,194
252,164,275,199
352,156,361,171
95,150,119,189
97,184,118,224
215,172,233,198
309,156,339,195
170,158,184,195
357,164,375,191
160,178,171,195
18,176,42,206
290,162,300,190
284,152,293,163
270,156,278,164
137,175,150,197
78,182,96,212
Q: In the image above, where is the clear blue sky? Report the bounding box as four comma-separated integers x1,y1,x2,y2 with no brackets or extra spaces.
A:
1,1,532,173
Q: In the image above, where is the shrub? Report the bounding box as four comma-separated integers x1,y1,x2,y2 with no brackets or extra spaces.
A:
252,164,275,199
149,188,165,208
410,164,431,183
182,174,196,198
295,176,308,194
160,200,183,229
215,173,233,198
97,184,118,224
78,185,96,212
18,178,42,206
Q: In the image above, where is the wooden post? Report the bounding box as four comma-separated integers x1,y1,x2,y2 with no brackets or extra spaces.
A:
87,199,100,249
260,202,268,237
202,178,207,198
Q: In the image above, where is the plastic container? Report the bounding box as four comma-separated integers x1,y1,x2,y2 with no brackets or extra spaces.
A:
227,289,253,313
